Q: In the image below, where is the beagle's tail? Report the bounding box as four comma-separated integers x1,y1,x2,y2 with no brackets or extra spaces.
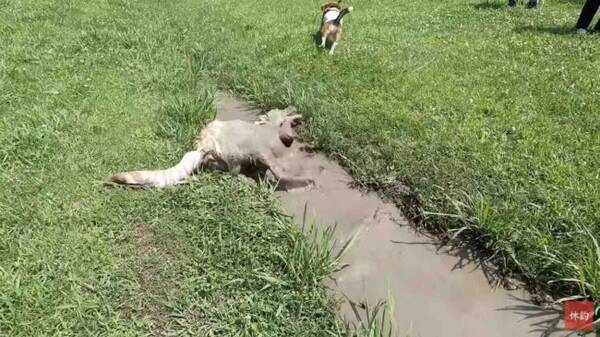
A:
333,6,353,24
109,151,204,188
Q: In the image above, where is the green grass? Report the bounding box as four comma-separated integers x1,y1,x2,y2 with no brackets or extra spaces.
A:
1,0,599,334
0,1,355,335
177,0,598,302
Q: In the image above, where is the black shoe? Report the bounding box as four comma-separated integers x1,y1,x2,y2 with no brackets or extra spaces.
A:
508,0,517,7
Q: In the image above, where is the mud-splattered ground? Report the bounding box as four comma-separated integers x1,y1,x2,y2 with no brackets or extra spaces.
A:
214,91,587,337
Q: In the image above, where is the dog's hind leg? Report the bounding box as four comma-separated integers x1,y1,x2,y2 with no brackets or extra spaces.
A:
329,42,337,55
320,26,331,48
329,29,341,55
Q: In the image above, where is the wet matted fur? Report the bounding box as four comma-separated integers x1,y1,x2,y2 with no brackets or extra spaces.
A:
109,107,314,190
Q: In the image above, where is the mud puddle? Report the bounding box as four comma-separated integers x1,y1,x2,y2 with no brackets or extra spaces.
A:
214,91,585,337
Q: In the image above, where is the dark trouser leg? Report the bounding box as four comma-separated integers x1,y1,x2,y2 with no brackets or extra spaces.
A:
508,0,517,7
576,0,600,29
527,0,538,8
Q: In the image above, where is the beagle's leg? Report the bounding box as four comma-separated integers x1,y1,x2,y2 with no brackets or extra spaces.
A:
329,29,342,55
320,25,330,48
329,42,337,55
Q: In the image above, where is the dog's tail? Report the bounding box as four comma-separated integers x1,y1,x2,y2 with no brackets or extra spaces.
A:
333,6,353,24
109,150,204,188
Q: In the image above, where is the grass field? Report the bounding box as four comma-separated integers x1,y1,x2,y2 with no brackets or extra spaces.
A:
0,0,598,334
184,0,599,302
0,1,354,335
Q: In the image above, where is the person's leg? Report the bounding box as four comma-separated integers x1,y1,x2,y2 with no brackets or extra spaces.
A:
527,0,538,8
576,0,600,30
508,0,518,8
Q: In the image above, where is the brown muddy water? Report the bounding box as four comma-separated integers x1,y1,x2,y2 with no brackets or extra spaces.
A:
214,91,589,337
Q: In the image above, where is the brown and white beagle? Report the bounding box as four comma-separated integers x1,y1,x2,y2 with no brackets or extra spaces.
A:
319,2,353,55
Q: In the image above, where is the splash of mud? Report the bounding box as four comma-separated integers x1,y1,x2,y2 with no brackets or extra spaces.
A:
214,91,581,337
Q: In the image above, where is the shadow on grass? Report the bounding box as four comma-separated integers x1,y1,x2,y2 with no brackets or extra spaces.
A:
312,31,321,46
312,31,334,50
515,25,576,35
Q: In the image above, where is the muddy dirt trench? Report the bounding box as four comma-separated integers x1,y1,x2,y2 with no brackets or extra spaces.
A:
214,91,586,337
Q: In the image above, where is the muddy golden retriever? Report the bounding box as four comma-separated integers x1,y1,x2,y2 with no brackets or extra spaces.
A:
109,107,314,190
